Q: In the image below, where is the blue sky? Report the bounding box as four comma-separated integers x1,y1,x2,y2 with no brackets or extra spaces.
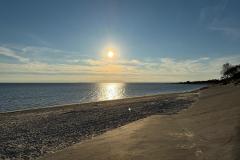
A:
0,0,240,82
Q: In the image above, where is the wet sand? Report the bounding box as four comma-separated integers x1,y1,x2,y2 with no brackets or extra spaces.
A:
40,84,240,160
0,91,198,159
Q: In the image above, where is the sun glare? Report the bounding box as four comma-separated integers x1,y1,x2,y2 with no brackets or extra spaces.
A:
107,50,114,58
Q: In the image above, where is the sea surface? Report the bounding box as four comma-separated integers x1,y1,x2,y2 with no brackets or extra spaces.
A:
0,83,205,112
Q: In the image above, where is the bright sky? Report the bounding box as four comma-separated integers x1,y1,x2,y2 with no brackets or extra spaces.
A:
0,0,240,82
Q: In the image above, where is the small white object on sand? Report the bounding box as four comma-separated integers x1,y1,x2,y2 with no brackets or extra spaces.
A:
128,107,131,111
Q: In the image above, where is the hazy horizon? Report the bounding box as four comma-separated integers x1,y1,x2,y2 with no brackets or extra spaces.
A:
0,0,240,82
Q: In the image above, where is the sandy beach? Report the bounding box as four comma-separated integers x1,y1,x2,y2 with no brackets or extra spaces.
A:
39,83,240,160
0,90,198,159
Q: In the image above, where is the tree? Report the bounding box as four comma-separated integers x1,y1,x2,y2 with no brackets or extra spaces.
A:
221,63,240,79
221,63,232,79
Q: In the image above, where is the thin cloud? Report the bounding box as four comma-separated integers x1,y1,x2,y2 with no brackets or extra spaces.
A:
1,45,239,82
1,54,240,82
209,26,240,39
199,0,240,39
0,45,91,64
0,47,29,62
199,0,228,25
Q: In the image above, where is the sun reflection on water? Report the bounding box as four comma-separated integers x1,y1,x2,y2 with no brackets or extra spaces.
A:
97,83,125,101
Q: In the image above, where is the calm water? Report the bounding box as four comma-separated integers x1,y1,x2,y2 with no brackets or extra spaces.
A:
0,83,205,112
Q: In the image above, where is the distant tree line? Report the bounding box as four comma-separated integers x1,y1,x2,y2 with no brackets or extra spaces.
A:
181,79,219,84
181,63,240,84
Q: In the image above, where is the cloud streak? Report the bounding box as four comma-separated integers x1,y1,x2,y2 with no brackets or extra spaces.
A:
209,26,240,39
0,47,29,62
0,45,240,82
200,0,240,39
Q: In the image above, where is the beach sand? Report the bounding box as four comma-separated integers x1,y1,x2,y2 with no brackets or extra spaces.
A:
39,84,240,160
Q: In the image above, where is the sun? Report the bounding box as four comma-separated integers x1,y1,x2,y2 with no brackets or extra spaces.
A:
107,50,114,58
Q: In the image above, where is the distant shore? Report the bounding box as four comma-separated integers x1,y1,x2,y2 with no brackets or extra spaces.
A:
0,90,199,159
179,79,220,84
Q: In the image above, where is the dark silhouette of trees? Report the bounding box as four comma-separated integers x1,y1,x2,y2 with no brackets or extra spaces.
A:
221,63,240,80
221,63,232,79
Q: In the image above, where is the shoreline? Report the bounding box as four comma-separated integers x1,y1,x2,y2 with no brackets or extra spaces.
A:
40,83,240,160
0,86,205,114
0,90,199,159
